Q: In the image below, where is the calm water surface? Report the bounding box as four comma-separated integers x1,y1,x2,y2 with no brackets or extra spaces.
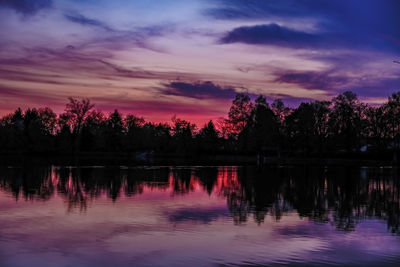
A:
1,165,400,266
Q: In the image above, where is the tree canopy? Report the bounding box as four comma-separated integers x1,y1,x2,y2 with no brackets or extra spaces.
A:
1,92,400,159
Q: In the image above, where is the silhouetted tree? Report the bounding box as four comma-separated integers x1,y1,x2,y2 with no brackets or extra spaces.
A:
145,122,172,152
56,113,73,153
105,109,123,151
363,106,386,151
271,99,291,124
224,93,253,138
245,95,279,153
38,107,57,135
63,97,94,152
23,108,55,152
285,101,330,155
382,92,400,149
81,110,106,151
0,110,23,151
197,120,220,153
171,116,196,154
328,91,365,152
124,114,146,152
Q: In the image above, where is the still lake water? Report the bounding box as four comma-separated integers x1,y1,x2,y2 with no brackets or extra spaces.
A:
1,165,400,266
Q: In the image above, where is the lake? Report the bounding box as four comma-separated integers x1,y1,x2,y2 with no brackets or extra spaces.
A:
1,165,400,266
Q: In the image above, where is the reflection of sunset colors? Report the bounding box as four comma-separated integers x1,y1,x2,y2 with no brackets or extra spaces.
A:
1,1,399,125
2,165,400,229
1,166,400,266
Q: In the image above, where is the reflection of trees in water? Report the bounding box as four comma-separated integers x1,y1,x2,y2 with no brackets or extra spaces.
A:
0,166,54,201
233,166,400,233
0,166,172,212
0,165,400,233
171,168,194,195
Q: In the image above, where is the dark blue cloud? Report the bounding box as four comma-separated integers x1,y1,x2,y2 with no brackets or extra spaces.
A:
220,24,321,48
164,81,238,100
213,0,400,52
0,0,52,15
65,13,113,31
220,22,400,52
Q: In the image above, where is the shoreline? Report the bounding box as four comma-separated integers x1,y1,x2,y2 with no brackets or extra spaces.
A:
0,152,395,167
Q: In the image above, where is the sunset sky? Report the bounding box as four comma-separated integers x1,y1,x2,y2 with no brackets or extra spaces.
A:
1,0,399,125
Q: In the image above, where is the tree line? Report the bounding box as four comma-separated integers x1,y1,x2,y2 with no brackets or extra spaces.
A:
1,91,400,158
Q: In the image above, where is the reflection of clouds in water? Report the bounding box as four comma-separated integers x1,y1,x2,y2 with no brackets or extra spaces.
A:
166,206,230,223
1,166,400,265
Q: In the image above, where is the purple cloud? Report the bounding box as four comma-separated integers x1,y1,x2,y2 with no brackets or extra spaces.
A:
274,69,400,99
274,71,349,91
164,81,238,100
